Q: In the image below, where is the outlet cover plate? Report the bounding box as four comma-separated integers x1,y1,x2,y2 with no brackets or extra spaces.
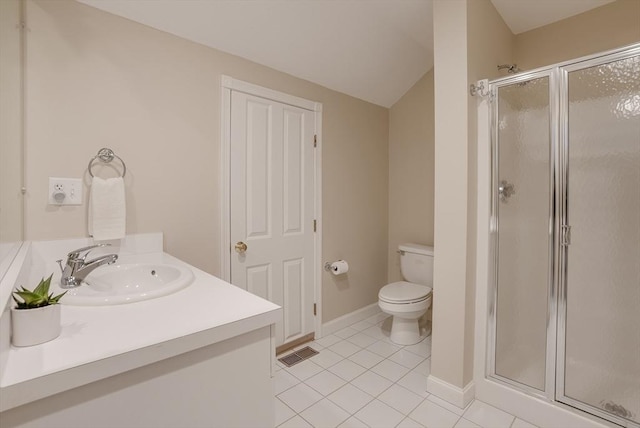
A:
48,177,83,205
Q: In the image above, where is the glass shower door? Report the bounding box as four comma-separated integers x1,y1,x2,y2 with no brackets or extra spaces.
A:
492,74,552,392
559,53,640,426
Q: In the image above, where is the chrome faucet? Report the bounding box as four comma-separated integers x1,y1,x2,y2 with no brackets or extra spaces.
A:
57,244,118,288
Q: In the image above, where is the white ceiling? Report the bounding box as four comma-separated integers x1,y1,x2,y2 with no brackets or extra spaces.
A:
491,0,615,34
77,0,615,107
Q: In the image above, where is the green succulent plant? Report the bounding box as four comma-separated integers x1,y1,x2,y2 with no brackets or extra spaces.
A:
12,274,67,309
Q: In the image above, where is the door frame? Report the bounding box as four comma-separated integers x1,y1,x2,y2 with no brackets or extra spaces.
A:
220,75,324,339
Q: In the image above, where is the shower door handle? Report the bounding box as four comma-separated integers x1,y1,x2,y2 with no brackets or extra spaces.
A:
561,225,572,246
499,180,515,202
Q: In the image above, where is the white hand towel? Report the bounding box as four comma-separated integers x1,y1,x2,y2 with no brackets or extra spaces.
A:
88,176,126,241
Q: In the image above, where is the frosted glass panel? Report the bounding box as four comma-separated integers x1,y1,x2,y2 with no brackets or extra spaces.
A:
564,55,640,424
494,77,550,391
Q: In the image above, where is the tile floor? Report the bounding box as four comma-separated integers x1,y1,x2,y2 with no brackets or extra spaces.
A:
274,313,539,428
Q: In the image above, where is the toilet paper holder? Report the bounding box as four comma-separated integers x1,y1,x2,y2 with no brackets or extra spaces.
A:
324,260,349,275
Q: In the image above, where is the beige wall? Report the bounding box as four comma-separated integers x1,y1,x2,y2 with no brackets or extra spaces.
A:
0,0,23,247
387,70,434,283
388,1,514,390
515,0,640,70
431,0,470,390
430,0,514,392
24,0,389,323
465,0,515,387
18,0,637,357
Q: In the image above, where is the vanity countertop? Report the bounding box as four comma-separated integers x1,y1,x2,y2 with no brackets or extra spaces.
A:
0,234,281,412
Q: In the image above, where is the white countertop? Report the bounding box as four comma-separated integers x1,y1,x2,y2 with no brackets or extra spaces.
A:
0,234,281,412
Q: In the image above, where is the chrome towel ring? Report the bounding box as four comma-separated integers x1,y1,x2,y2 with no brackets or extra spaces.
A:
88,148,126,178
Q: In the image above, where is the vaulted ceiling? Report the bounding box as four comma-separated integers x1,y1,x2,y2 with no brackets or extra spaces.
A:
77,0,615,107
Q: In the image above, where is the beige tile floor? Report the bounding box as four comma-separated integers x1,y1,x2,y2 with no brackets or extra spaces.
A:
274,313,539,428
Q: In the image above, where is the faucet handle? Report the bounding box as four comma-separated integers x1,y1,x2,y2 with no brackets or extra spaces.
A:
67,243,111,260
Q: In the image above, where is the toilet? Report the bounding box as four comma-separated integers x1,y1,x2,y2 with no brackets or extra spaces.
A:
378,243,434,345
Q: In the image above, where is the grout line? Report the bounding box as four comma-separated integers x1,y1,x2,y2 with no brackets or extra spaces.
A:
296,407,319,428
451,415,462,428
352,413,372,428
509,415,516,428
275,396,299,427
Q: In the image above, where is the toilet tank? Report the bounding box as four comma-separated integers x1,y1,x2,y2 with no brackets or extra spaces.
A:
399,243,434,286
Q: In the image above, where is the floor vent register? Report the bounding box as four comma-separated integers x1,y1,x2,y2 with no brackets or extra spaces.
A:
278,346,319,367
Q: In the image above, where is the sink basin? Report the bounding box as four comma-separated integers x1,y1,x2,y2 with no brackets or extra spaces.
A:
60,263,194,306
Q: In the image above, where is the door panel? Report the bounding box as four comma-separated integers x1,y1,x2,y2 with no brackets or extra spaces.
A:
283,109,304,235
283,258,304,339
230,90,315,347
246,264,271,301
246,99,273,238
493,75,551,392
560,54,640,426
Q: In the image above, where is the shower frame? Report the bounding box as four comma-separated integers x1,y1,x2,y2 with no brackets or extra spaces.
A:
484,42,640,428
487,66,558,402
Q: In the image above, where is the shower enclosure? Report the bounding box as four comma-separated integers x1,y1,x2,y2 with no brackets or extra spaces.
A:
487,44,639,427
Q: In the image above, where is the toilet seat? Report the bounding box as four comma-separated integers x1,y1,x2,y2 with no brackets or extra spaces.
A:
379,281,432,304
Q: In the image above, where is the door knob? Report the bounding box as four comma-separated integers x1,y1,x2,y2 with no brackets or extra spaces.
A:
235,241,248,254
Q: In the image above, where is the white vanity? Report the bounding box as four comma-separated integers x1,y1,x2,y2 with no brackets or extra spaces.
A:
0,233,281,428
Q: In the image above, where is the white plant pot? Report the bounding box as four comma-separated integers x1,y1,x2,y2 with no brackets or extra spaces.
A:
11,304,62,347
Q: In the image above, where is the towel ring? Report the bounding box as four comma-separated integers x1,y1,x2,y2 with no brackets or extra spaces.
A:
88,148,126,178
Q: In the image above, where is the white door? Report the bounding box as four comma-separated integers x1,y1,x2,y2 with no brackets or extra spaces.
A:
230,90,316,347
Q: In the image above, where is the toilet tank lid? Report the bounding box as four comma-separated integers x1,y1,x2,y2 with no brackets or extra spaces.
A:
399,243,434,256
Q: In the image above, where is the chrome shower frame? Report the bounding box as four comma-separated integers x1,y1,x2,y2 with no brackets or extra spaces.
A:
485,42,640,428
487,66,557,403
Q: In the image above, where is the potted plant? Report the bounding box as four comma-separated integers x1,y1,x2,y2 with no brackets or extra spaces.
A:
11,274,67,347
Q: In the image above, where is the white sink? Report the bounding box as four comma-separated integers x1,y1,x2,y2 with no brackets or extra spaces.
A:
60,263,194,306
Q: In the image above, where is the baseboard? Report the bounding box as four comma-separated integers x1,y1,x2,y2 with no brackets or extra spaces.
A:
427,375,475,409
275,332,315,356
321,303,381,337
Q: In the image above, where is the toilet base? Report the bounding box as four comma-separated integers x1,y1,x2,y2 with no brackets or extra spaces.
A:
379,295,432,346
389,317,427,345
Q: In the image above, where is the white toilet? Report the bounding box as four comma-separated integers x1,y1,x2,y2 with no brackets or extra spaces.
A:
378,243,434,345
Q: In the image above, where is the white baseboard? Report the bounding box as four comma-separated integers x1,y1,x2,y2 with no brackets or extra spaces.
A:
321,303,381,337
427,375,475,409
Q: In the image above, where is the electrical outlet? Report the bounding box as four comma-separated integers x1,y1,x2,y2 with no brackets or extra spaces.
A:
48,177,83,205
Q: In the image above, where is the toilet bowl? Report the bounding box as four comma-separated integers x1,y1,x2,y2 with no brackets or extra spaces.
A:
378,244,434,345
